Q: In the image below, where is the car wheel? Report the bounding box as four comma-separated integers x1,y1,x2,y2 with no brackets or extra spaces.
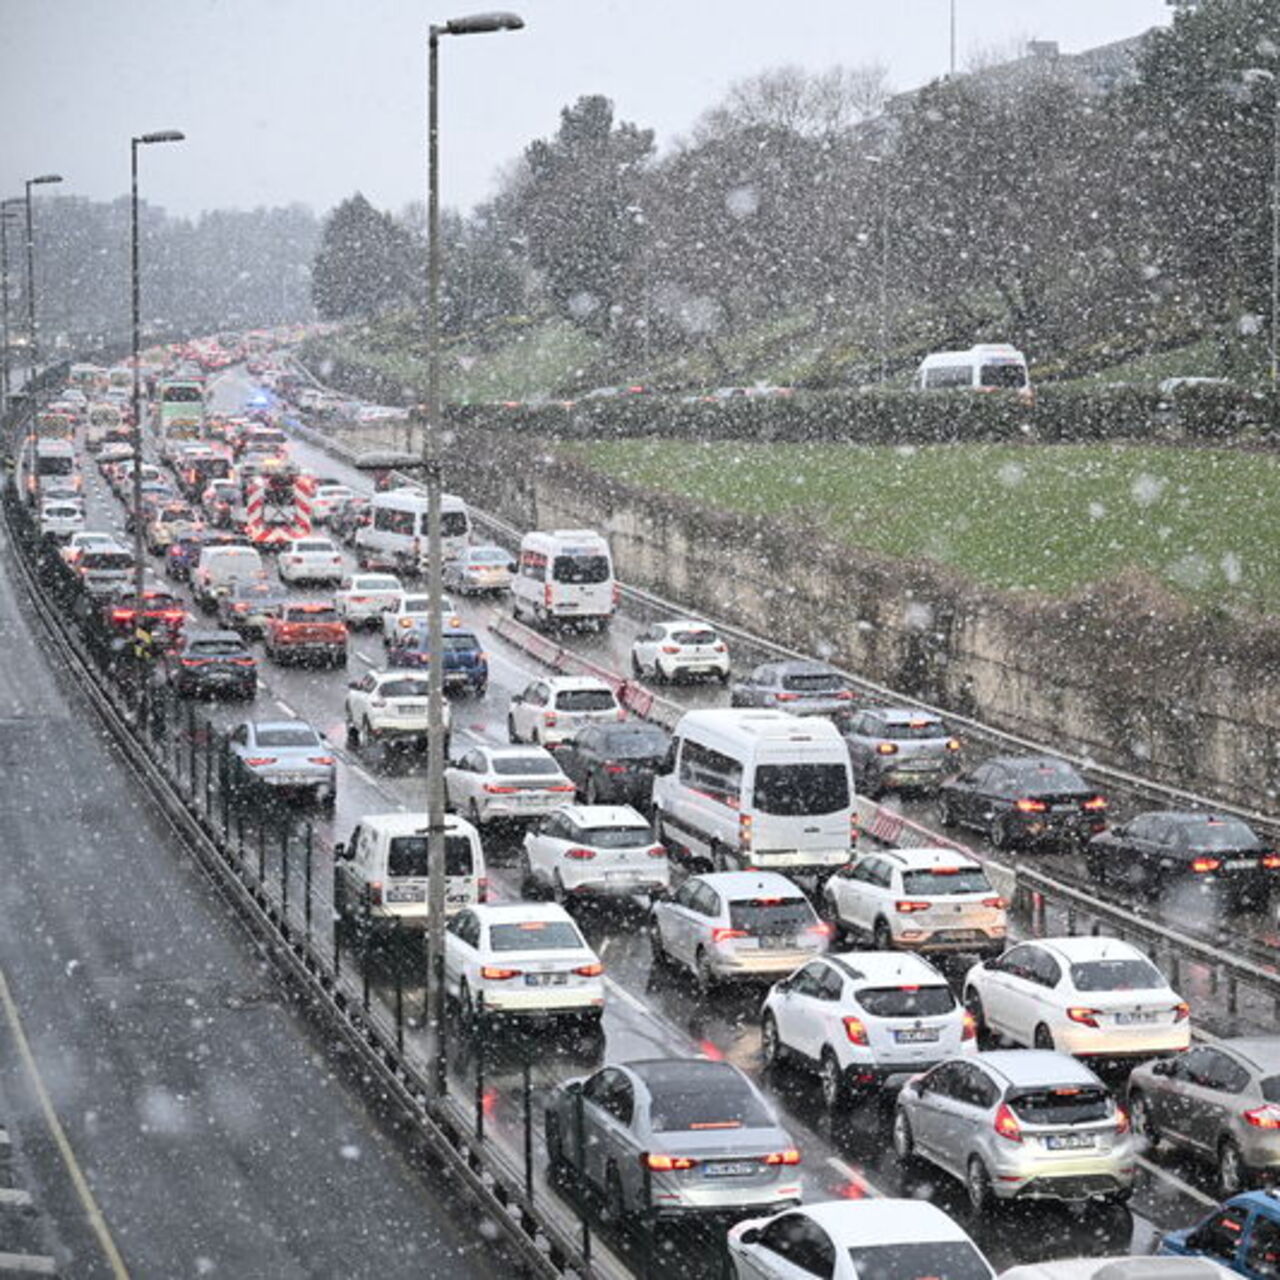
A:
966,1157,994,1217
1034,1023,1055,1051
991,814,1015,851
345,717,360,748
519,851,540,900
892,1109,916,1161
1128,1091,1159,1150
458,980,478,1031
630,652,643,678
717,668,730,686
937,794,958,829
585,776,601,805
1086,847,1107,884
820,1049,850,1112
694,948,718,996
761,1013,783,1069
552,872,568,906
964,991,990,1045
872,918,894,952
1219,1138,1249,1198
507,714,520,744
648,920,670,970
467,799,483,828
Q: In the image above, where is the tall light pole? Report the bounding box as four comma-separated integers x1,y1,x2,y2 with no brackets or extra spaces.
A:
130,131,185,609
1,200,22,423
426,10,523,1098
1243,69,1279,387
24,174,62,437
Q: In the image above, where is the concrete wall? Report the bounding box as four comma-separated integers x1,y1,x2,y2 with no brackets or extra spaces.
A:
456,430,1280,811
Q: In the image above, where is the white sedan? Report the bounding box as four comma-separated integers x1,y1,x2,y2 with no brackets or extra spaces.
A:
963,935,1190,1059
630,618,730,684
444,902,605,1027
276,535,344,585
444,744,576,827
311,482,356,522
521,804,668,902
381,589,461,644
334,572,402,627
61,530,121,564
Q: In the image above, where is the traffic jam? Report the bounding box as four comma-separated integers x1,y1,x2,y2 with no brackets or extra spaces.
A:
21,340,1280,1280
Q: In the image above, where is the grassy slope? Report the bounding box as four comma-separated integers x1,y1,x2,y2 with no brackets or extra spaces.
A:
565,439,1280,614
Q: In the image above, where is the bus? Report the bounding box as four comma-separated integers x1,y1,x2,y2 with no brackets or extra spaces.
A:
915,344,1032,403
155,377,206,448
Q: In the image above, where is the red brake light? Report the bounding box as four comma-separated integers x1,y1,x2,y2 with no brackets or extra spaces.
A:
1067,1006,1101,1027
648,845,667,859
993,1102,1022,1143
643,1153,697,1172
1191,856,1222,873
660,645,681,654
484,784,517,794
834,690,854,701
242,756,276,767
308,756,335,766
480,966,520,981
1082,796,1108,812
1245,1106,1280,1130
573,963,604,977
1262,854,1280,870
962,1011,977,1041
843,1016,869,1046
1115,1105,1130,1135
1174,1001,1191,1022
564,848,597,861
895,900,930,913
711,928,747,944
1015,798,1049,813
604,763,627,774
774,692,799,702
946,737,962,751
982,897,1007,910
762,1149,801,1166
876,742,899,755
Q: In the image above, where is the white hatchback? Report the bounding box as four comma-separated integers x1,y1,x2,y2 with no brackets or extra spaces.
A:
521,804,668,902
507,675,624,747
40,499,85,540
444,744,576,827
334,572,402,627
630,618,730,684
277,535,344,585
963,936,1191,1059
444,902,605,1027
344,669,448,750
381,589,461,643
761,951,976,1111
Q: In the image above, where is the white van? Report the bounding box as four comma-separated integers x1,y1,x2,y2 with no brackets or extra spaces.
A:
86,402,125,451
354,487,471,573
652,709,858,879
510,529,617,630
915,343,1032,402
333,812,487,931
192,545,266,611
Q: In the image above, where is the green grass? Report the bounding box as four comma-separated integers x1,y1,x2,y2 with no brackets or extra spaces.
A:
565,439,1280,613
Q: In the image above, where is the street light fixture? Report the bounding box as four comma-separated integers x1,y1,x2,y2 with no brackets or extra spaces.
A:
23,173,62,439
0,199,22,423
1243,69,1279,387
130,130,185,614
425,9,523,1098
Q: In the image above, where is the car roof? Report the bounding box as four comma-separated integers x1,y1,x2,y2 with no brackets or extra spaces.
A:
974,1049,1102,1088
248,719,317,734
470,902,576,926
1148,811,1253,829
187,630,244,645
990,754,1075,773
1221,1038,1280,1073
693,871,804,897
660,618,715,630
770,659,839,676
825,950,947,986
348,811,473,836
558,804,649,827
880,846,982,872
1029,936,1146,964
626,1058,750,1094
481,744,558,762
796,1198,977,1247
545,675,615,692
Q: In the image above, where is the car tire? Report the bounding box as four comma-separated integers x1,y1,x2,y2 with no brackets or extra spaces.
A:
938,794,958,829
585,776,602,805
630,652,643,678
519,851,540,900
872,918,894,952
346,720,360,749
1034,1023,1055,1051
892,1109,916,1162
694,947,718,997
458,980,479,1032
820,1049,850,1112
507,714,520,744
964,990,990,1045
1219,1138,1249,1198
966,1157,994,1217
991,814,1015,851
761,1013,783,1070
1129,1091,1160,1150
552,872,568,906
648,920,670,971
467,799,483,828
717,668,730,686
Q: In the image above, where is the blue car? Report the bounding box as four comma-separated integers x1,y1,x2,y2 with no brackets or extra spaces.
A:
386,624,488,695
1161,1190,1280,1278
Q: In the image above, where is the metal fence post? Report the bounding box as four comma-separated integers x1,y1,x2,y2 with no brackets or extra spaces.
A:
576,1089,591,1265
203,720,213,815
304,823,313,942
258,818,266,885
220,743,230,841
524,1055,534,1202
394,919,405,1054
475,998,486,1144
362,908,371,1013
186,699,196,792
281,824,290,928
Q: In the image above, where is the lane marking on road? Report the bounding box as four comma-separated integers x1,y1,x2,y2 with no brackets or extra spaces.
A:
1137,1154,1216,1208
826,1156,883,1199
0,964,131,1279
356,651,375,667
274,699,296,717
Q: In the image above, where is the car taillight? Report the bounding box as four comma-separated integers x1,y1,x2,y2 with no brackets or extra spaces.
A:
480,966,521,980
348,596,369,604
982,896,1007,910
774,692,798,702
1114,1106,1130,1135
1015,798,1048,813
564,848,597,861
1174,1001,1191,1022
739,813,753,851
241,756,276,767
895,900,930,913
233,602,249,612
180,657,208,667
962,1011,977,1041
308,756,334,766
711,928,747,944
483,783,517,794
1191,856,1222,873
1263,853,1280,870
111,608,133,622
850,816,860,846
1082,796,1108,811
1245,1106,1280,1129
368,880,383,906
660,645,680,654
876,742,899,755
993,1102,1022,1143
611,582,621,606
604,763,627,774
544,584,553,606
834,690,854,701
648,845,667,859
762,1149,801,1166
843,1016,869,1046
573,963,604,977
544,711,558,726
477,876,489,903
547,784,576,793
1067,1006,1101,1027
643,1153,696,1172
808,922,833,939
946,738,962,752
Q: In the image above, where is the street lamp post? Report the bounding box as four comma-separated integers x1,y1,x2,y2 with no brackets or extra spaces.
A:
1242,69,1279,387
426,10,522,1098
130,131,185,611
23,174,62,437
1,200,22,423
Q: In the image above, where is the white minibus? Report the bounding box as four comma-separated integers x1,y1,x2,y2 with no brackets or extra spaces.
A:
915,344,1032,402
354,487,471,574
510,529,617,630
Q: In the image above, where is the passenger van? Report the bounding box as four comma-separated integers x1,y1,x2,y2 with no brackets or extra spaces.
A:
333,812,487,930
652,709,859,879
510,529,617,630
192,545,266,610
915,344,1032,403
354,487,471,574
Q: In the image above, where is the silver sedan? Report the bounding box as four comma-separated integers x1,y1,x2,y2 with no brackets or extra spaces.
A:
226,719,336,810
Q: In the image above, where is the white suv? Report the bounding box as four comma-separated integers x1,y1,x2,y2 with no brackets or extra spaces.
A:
507,675,623,747
823,847,1007,959
277,535,344,585
521,804,668,902
630,618,730,684
344,669,449,752
761,951,976,1111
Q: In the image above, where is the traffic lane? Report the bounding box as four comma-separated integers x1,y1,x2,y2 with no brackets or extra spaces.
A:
0,529,507,1279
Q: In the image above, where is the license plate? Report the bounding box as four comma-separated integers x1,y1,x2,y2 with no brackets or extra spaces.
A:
386,885,425,903
758,935,796,951
272,773,312,785
894,1028,940,1043
1115,1011,1157,1025
397,703,428,714
702,1162,756,1179
524,973,568,986
1046,1134,1095,1151
1226,858,1257,871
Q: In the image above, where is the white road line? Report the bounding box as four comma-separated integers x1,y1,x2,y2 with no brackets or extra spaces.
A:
274,700,296,717
1136,1154,1216,1207
825,1156,883,1199
601,976,653,1018
356,651,375,667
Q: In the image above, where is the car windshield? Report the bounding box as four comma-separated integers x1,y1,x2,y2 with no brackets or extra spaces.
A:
555,689,616,712
492,756,561,777
1070,958,1165,992
648,1078,772,1133
782,670,843,692
1184,818,1259,849
901,867,991,895
856,985,955,1017
601,730,668,759
379,679,430,698
578,826,652,849
727,898,814,933
846,1241,993,1280
1007,1087,1111,1125
671,628,717,645
189,640,246,657
752,763,849,816
255,726,319,747
879,719,947,741
488,921,583,952
551,554,610,584
387,835,474,878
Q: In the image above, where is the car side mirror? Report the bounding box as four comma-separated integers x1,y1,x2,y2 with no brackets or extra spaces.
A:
1112,825,1127,838
565,1080,582,1097
333,841,352,861
1152,1059,1173,1077
348,681,361,690
739,1228,761,1247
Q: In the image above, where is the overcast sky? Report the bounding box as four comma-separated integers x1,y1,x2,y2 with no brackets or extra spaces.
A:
2,0,1175,222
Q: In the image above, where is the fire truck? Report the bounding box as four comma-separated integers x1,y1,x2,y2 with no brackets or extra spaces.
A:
243,466,316,551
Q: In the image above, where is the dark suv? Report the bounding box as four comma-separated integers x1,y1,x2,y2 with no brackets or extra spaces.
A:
166,630,258,699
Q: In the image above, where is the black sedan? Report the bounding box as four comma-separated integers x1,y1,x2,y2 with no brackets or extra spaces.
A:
1086,810,1279,907
551,722,671,808
938,754,1107,850
166,630,258,699
729,659,857,718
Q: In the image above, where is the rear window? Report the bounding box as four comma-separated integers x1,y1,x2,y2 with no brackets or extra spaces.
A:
284,606,339,624
1007,1087,1111,1125
488,921,583,952
782,671,843,693
469,548,509,564
1184,819,1260,850
578,826,653,849
601,730,668,759
189,639,247,657
1261,1077,1280,1104
753,763,850,816
901,867,991,896
856,985,955,1018
671,629,717,645
555,689,617,712
649,1079,772,1133
492,756,561,776
1069,958,1164,992
387,834,475,878
880,720,947,741
551,554,610,584
727,898,815,934
355,576,399,591
255,726,319,748
847,1241,993,1280
82,552,132,570
379,679,430,699
295,541,334,553
979,363,1028,389
1008,760,1087,791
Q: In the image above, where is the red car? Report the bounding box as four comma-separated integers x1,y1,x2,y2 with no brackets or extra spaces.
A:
263,601,347,668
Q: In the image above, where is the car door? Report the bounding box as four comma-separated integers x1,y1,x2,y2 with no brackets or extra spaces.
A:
909,1061,964,1162
634,625,657,671
1180,1048,1250,1154
657,879,700,964
974,945,1034,1040
444,910,478,995
445,749,478,807
952,764,995,827
944,1063,1000,1173
684,882,722,967
739,1213,837,1280
578,1068,634,1193
742,665,772,708
528,812,571,886
771,962,829,1060
1011,945,1063,1046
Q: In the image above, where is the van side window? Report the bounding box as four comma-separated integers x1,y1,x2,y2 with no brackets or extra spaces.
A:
520,550,547,581
374,507,414,536
679,739,743,807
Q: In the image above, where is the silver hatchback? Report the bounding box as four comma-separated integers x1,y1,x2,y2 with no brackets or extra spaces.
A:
894,1049,1135,1214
